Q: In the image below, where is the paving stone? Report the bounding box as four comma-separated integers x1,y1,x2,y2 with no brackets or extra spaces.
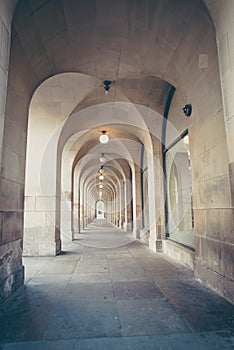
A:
70,272,112,283
37,260,78,275
113,281,164,300
152,278,234,332
44,300,121,340
117,299,189,336
27,274,72,285
106,254,133,260
111,268,152,282
0,285,64,343
54,252,82,260
1,222,234,350
76,260,110,273
63,283,114,301
169,331,234,350
3,335,173,350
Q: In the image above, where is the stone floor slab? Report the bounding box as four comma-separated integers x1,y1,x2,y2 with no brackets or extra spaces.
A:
117,299,189,336
37,260,78,275
111,268,152,282
63,282,114,301
44,300,121,340
113,281,164,300
76,260,110,273
0,220,234,349
2,335,173,350
70,272,112,283
0,284,64,343
168,331,234,350
27,274,72,285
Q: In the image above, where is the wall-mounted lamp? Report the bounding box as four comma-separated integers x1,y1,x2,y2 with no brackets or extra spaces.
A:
182,104,192,117
103,80,112,95
99,130,109,144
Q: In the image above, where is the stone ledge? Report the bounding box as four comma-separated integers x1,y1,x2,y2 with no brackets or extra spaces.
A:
162,239,195,270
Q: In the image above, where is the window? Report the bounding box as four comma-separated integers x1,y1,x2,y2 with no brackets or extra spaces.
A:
164,132,194,248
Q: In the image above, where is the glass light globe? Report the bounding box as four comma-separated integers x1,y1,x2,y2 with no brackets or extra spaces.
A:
99,175,104,180
99,168,104,174
99,184,103,189
99,134,109,144
100,156,106,163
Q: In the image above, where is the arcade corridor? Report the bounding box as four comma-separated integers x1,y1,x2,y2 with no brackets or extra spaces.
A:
0,220,233,349
0,1,234,348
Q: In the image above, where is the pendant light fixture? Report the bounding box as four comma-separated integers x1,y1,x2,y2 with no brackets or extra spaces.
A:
99,130,109,144
99,165,104,174
103,80,112,95
100,153,106,163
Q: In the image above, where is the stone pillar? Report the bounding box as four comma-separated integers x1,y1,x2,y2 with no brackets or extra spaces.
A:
24,120,63,256
132,167,142,238
80,184,85,231
148,139,165,252
0,3,25,302
198,1,234,303
208,2,234,206
124,178,132,231
118,182,122,228
121,180,125,229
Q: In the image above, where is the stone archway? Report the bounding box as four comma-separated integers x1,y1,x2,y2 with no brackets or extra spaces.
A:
1,0,233,303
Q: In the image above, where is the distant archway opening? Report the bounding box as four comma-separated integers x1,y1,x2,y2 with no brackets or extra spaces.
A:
96,200,105,219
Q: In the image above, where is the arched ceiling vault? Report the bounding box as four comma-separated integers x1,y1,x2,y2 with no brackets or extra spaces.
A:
11,0,215,110
14,0,218,205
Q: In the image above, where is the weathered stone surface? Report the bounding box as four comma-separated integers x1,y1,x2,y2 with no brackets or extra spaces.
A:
1,226,234,348
0,239,24,303
1,211,23,244
230,162,234,207
0,0,233,309
162,239,195,270
0,178,24,211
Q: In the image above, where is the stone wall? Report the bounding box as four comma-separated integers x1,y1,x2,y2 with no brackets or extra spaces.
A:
0,0,24,303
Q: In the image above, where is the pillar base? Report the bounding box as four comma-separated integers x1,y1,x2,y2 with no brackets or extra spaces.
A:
149,237,162,252
133,228,140,239
123,222,132,232
24,227,61,256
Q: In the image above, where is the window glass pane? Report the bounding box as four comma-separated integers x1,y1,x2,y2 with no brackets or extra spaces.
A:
165,135,194,248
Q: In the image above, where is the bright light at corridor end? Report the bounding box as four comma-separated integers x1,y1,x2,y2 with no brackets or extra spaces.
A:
99,130,109,144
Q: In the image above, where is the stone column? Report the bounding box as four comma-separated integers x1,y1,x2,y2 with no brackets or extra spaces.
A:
24,122,63,256
148,138,165,252
132,166,142,238
0,5,25,302
124,179,133,231
207,1,234,206
118,182,123,228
